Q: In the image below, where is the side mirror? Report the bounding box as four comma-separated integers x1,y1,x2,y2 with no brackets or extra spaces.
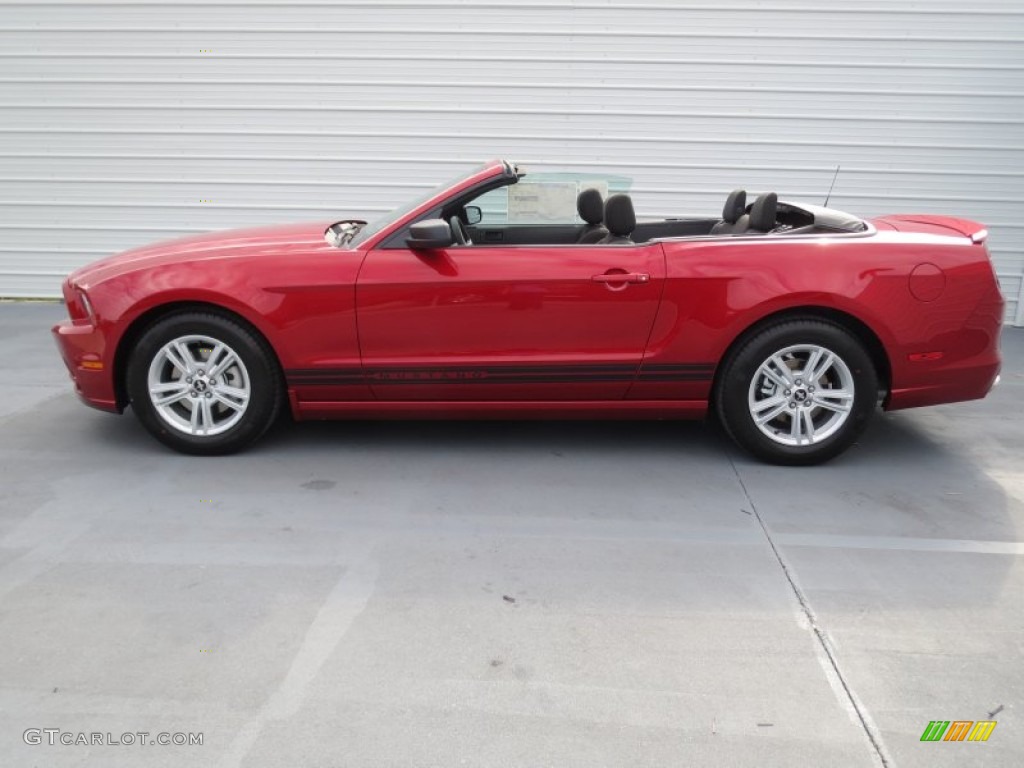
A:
464,205,483,226
406,219,453,249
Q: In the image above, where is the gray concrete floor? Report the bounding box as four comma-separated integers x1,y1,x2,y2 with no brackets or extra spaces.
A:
1,302,1021,768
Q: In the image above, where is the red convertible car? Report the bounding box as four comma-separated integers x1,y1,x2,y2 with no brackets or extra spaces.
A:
53,160,1003,464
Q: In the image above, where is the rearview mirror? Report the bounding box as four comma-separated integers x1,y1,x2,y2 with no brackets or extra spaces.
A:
406,219,453,249
464,205,483,226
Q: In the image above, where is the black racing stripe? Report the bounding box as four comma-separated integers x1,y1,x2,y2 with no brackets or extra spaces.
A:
369,376,639,385
634,370,716,376
634,374,714,382
287,365,636,377
288,374,363,380
288,372,639,385
638,363,714,381
367,365,637,385
287,375,364,381
291,375,710,385
286,365,638,376
288,376,364,382
286,369,363,377
286,362,716,385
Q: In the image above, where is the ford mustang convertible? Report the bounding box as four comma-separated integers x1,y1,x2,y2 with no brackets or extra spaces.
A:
53,160,1003,464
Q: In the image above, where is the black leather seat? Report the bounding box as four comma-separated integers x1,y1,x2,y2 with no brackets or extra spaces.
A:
739,192,778,235
710,189,746,235
597,194,636,245
576,188,608,244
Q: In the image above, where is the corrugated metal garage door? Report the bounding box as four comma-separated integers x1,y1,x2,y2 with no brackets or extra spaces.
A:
2,0,1022,323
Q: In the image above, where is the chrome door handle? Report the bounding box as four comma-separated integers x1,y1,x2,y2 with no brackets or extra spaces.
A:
591,272,650,284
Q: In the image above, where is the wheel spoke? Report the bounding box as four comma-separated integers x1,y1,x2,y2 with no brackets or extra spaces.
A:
808,351,834,384
150,380,186,394
816,388,853,401
757,402,790,425
189,400,201,433
190,397,214,435
772,355,796,383
155,393,190,407
165,342,195,376
802,348,822,380
819,388,853,400
789,409,803,441
150,381,190,407
812,389,853,414
212,390,246,412
200,398,214,434
801,409,816,443
207,344,238,378
751,394,787,414
217,384,249,402
752,394,788,425
763,356,794,389
761,368,789,391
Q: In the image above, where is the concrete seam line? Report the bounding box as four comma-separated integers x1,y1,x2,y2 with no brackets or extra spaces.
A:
217,549,379,768
724,449,894,768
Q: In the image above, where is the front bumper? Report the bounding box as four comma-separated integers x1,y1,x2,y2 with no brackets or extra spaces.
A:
52,319,120,413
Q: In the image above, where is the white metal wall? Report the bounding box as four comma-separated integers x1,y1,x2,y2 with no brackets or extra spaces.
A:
1,0,1022,323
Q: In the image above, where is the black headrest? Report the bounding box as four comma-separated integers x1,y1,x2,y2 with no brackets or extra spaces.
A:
749,193,778,231
603,194,635,237
577,188,604,226
722,189,746,224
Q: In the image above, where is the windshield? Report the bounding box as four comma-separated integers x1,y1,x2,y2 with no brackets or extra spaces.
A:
346,162,494,248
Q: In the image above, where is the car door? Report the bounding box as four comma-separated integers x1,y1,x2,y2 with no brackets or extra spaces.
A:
355,241,666,401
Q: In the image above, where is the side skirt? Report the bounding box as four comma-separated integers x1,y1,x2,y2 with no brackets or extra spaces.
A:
291,398,708,421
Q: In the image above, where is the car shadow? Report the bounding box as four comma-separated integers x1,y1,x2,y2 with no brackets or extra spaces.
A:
13,392,1019,616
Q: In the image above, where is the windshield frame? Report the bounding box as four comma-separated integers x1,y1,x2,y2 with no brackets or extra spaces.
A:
344,160,514,249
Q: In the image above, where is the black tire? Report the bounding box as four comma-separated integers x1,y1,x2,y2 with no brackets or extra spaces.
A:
716,319,878,465
126,311,283,455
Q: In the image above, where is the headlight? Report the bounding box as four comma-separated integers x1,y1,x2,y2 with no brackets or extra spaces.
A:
64,281,96,324
77,289,96,323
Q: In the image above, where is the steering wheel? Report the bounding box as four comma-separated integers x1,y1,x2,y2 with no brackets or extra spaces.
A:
449,215,471,246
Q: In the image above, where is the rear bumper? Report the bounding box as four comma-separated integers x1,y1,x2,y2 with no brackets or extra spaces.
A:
886,269,1004,411
52,319,120,413
886,355,1001,410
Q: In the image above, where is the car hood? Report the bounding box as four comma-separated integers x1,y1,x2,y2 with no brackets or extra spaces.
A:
70,220,336,287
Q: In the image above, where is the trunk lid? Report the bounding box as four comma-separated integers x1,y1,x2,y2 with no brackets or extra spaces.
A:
873,214,988,242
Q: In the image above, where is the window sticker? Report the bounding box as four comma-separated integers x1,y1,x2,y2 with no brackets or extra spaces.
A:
508,181,579,223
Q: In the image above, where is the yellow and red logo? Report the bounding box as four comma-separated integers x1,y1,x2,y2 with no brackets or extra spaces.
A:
920,721,997,742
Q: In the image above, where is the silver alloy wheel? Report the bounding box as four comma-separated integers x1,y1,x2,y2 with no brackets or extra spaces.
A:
146,334,251,436
747,343,855,447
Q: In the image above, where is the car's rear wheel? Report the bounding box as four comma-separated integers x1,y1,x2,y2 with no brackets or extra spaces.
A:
717,319,878,465
126,312,282,455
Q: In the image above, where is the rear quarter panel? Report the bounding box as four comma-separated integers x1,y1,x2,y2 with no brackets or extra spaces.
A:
634,230,1000,406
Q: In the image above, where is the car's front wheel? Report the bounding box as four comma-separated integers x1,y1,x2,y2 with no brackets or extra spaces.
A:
717,319,878,465
126,311,282,455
